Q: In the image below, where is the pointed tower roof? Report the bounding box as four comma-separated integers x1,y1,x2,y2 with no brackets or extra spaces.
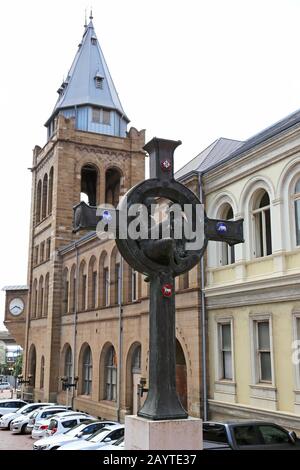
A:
46,19,129,125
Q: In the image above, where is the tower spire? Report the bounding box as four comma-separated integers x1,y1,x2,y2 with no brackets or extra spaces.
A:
45,16,129,138
89,8,93,20
84,9,87,28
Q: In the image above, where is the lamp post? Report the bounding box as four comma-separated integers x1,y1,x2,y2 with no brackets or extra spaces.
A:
60,376,79,408
18,374,32,401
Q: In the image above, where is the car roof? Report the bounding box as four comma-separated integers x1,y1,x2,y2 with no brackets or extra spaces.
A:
49,412,92,420
37,406,70,411
203,420,282,426
0,399,26,403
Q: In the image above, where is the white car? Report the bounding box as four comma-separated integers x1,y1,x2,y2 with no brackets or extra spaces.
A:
0,402,54,430
0,382,12,391
11,403,56,434
33,420,117,450
58,425,124,450
31,411,94,439
0,399,27,417
28,406,72,437
100,435,124,450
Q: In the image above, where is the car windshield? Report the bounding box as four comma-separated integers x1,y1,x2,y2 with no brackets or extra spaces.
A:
63,423,85,436
63,420,94,435
113,436,124,446
18,405,30,414
86,428,111,443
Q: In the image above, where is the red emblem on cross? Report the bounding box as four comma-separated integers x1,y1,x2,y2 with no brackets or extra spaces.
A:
161,159,171,171
161,283,173,297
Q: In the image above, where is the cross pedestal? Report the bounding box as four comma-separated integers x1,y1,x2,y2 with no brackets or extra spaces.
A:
125,415,202,450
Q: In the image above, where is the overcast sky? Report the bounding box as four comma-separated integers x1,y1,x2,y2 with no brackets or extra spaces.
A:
1,0,300,328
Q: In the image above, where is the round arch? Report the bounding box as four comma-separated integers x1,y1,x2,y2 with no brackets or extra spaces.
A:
99,341,117,401
125,342,142,413
78,342,93,395
28,344,37,388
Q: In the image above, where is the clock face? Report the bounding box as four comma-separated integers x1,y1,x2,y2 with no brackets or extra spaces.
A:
9,298,24,316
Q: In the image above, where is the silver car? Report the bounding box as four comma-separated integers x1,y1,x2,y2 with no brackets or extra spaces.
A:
0,402,54,430
11,404,55,434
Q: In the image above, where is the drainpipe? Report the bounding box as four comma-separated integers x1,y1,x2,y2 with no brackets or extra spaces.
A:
117,256,123,422
71,243,79,410
198,172,208,421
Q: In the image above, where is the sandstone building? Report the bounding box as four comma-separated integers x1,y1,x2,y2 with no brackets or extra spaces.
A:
3,17,204,421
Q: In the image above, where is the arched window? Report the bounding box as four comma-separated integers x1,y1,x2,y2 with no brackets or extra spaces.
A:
42,174,48,219
38,276,44,318
221,205,235,266
179,272,189,290
28,344,36,388
81,164,98,206
99,251,109,307
125,343,141,414
105,346,117,401
43,273,49,317
40,356,45,389
64,346,73,384
36,180,42,224
69,264,76,313
110,248,121,305
78,261,87,311
132,345,141,373
48,167,53,215
252,191,272,258
82,346,93,395
88,256,97,309
176,340,187,410
32,279,38,318
105,168,121,207
62,268,69,314
131,269,137,301
294,178,300,246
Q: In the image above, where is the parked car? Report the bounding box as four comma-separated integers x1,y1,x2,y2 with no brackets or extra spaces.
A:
27,406,72,437
58,425,124,450
11,404,57,434
33,420,118,450
0,402,54,430
31,411,94,439
100,435,124,450
0,382,12,391
203,421,300,450
0,399,27,417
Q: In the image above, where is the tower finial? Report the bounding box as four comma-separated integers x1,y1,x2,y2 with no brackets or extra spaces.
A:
89,8,93,20
84,9,87,27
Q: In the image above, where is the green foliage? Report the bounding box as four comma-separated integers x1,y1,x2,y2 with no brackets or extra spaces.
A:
13,354,23,377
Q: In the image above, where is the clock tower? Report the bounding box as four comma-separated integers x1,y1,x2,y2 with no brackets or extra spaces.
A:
4,15,145,402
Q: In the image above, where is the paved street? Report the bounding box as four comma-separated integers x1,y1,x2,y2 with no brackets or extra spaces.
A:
0,389,33,450
0,429,34,450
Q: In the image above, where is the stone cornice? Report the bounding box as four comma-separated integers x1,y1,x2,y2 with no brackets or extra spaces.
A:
205,273,300,309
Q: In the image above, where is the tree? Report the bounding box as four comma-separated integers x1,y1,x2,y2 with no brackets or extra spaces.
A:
13,354,23,378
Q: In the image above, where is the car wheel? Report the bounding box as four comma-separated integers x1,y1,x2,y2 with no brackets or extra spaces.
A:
9,421,13,431
21,424,27,434
50,446,60,450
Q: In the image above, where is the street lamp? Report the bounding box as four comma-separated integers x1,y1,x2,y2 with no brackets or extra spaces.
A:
17,374,32,385
60,376,79,391
60,376,79,408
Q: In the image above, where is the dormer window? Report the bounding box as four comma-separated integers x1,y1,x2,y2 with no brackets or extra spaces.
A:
57,80,68,96
94,71,104,89
91,36,97,45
